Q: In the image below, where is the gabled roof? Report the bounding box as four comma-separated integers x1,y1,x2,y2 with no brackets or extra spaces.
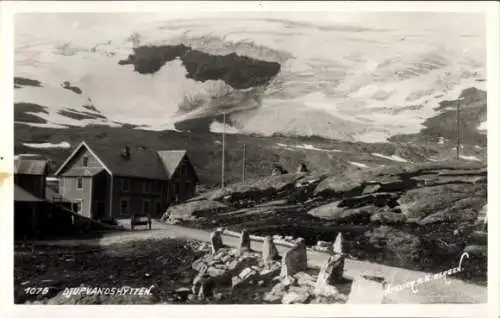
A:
15,185,43,202
14,158,48,175
55,141,196,181
157,150,187,178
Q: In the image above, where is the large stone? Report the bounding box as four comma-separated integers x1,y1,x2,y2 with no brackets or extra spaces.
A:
231,267,259,288
282,290,311,304
210,229,224,254
262,235,280,268
347,275,386,304
370,212,407,224
238,229,251,253
161,199,228,223
468,230,487,246
280,238,307,277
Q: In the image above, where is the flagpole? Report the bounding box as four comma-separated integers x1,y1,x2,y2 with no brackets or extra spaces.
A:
242,144,246,183
456,103,460,160
221,113,226,188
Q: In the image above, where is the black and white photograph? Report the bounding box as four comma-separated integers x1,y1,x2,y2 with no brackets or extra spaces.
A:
1,1,499,316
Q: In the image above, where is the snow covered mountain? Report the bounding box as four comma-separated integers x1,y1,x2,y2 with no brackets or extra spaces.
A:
14,12,486,142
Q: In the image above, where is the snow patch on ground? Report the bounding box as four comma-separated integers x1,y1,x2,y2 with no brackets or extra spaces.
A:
474,145,483,150
459,155,482,162
23,141,71,149
349,161,369,168
371,153,408,163
14,154,41,159
15,121,70,129
276,143,341,152
209,121,240,134
438,137,447,144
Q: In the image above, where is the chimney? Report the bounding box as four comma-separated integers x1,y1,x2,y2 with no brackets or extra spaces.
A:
121,145,130,159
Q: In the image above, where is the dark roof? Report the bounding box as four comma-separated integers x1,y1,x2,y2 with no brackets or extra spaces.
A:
14,158,48,175
57,141,195,180
45,187,72,202
15,185,43,202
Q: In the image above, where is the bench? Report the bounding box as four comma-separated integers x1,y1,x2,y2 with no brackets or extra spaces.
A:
131,214,152,231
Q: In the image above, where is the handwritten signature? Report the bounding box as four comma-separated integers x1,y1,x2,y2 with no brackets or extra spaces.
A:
384,252,470,295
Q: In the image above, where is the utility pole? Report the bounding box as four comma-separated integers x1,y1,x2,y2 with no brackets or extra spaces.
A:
456,102,461,160
242,144,246,183
221,113,226,189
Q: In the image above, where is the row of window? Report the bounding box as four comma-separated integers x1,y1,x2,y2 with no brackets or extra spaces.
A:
120,179,161,193
69,178,163,193
119,198,162,216
70,199,162,216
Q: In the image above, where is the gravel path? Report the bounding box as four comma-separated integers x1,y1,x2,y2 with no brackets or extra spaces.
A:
24,220,487,304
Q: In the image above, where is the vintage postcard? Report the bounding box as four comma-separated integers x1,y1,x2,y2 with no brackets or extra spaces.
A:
0,1,498,317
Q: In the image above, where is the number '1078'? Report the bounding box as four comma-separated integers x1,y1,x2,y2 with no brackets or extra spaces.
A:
24,287,49,295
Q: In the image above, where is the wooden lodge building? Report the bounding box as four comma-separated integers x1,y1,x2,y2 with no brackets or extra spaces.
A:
53,141,199,221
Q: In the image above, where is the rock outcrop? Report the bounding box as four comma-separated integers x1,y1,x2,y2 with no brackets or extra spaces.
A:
161,200,228,223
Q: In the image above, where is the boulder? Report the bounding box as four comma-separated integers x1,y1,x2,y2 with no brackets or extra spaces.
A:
308,203,377,222
313,175,364,197
398,183,486,220
280,238,307,277
463,244,487,258
347,275,386,304
339,193,399,209
468,230,487,246
307,202,345,220
418,208,478,226
161,200,228,223
370,212,407,224
282,290,311,304
231,267,259,288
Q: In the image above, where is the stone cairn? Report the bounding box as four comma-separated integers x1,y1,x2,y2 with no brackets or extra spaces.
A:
262,235,280,268
189,230,349,304
210,228,224,254
280,238,308,278
296,162,309,173
238,229,251,254
315,233,346,296
271,164,288,176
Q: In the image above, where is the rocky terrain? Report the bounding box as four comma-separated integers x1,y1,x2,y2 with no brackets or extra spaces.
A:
14,239,205,304
161,160,487,284
173,231,363,305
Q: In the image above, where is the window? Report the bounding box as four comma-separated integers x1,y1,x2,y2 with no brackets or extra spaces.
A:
121,179,130,192
77,177,83,190
73,200,82,213
120,198,129,216
143,200,151,215
143,180,152,193
155,201,162,214
152,181,161,193
83,156,89,167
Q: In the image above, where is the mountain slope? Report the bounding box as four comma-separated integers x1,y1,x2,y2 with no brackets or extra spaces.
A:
14,14,486,141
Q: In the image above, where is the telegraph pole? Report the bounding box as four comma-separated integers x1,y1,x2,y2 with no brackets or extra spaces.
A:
221,113,226,188
456,102,461,160
242,144,246,183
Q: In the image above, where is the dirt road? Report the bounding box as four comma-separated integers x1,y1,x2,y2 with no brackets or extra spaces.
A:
24,221,487,304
